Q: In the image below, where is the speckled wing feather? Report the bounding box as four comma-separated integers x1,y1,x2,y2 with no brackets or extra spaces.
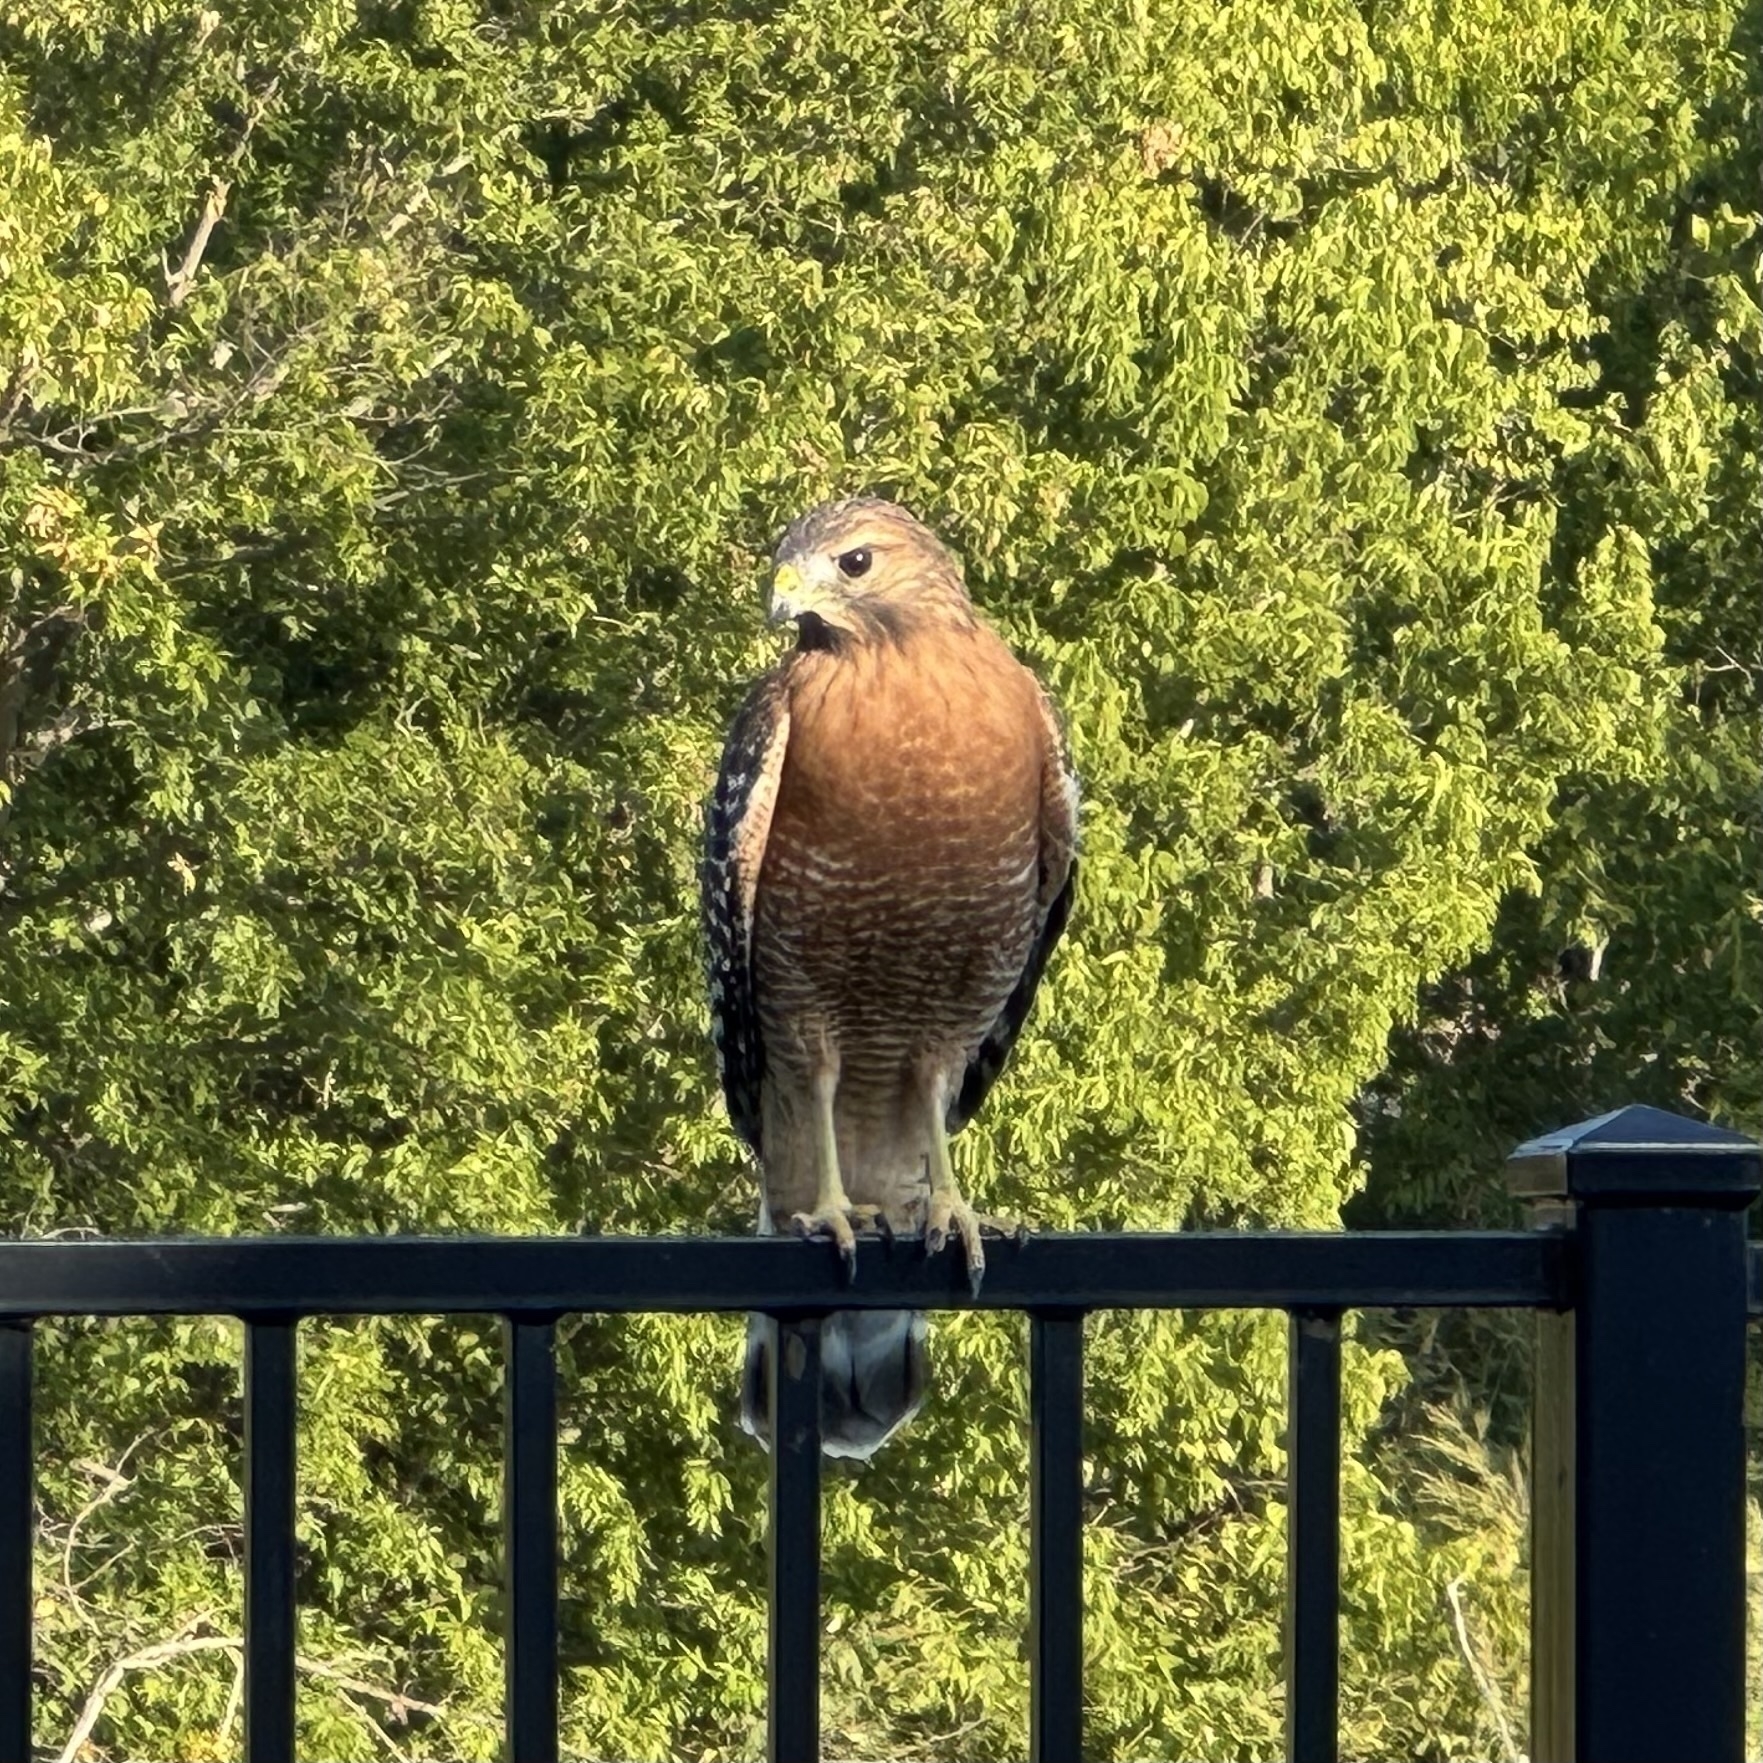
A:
701,667,793,1154
950,687,1079,1132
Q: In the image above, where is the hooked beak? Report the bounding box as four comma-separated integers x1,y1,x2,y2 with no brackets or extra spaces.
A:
768,560,817,625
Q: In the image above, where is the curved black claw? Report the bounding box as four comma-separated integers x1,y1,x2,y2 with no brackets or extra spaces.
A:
790,1206,863,1286
925,1196,989,1299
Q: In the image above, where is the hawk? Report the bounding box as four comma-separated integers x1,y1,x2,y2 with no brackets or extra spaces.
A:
702,497,1079,1459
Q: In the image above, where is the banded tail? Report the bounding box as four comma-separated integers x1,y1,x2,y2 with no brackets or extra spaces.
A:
739,1308,929,1461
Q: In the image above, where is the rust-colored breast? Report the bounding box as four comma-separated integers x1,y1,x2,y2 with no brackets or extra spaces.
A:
752,623,1046,1107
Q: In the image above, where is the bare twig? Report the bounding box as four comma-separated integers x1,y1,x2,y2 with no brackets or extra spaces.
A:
1444,1576,1521,1763
340,1689,415,1762
1698,646,1763,694
162,78,280,309
164,178,233,308
55,1627,230,1763
20,704,104,763
2,405,162,458
296,1658,460,1725
161,535,309,579
218,1647,245,1750
55,1628,488,1762
59,1434,157,1627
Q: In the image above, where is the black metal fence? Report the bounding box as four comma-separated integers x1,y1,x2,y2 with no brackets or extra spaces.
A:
0,1102,1758,1763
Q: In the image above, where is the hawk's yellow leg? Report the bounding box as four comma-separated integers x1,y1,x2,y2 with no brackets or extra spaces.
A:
789,1064,881,1279
923,1095,1011,1299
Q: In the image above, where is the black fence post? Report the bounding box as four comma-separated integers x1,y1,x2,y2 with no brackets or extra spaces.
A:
0,1320,30,1763
1509,1103,1761,1763
1285,1308,1341,1763
503,1316,559,1763
243,1317,299,1763
767,1314,823,1763
1028,1310,1085,1763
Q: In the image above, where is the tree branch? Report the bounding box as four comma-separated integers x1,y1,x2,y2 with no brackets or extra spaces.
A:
59,1436,156,1629
162,78,280,309
54,1628,489,1762
163,178,233,308
55,1629,233,1763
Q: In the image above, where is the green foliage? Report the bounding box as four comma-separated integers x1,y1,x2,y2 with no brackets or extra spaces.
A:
1,0,1755,1755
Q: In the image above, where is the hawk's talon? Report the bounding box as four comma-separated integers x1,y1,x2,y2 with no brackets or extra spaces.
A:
925,1194,1003,1298
791,1202,883,1284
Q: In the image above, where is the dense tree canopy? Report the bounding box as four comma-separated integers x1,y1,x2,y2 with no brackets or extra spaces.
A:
1,0,1756,1756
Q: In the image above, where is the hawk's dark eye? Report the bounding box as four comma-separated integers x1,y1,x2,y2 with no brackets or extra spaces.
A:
835,547,872,578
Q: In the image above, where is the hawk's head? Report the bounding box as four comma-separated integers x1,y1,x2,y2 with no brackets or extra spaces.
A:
768,497,973,646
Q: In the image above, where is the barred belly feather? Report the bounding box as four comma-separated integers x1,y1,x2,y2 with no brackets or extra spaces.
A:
752,624,1045,1227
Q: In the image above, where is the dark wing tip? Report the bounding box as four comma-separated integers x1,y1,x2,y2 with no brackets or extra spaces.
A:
703,677,791,1155
949,855,1078,1133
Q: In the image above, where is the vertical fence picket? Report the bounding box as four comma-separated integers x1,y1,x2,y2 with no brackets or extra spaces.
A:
503,1316,560,1763
767,1315,822,1763
1029,1310,1085,1763
1285,1308,1340,1763
244,1317,298,1763
0,1320,30,1763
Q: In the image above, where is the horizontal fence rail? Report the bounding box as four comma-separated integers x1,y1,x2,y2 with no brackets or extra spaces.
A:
0,1228,1566,1316
0,1230,1557,1763
0,1104,1758,1763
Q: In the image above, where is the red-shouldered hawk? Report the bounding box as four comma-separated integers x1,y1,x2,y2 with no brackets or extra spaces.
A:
703,497,1079,1459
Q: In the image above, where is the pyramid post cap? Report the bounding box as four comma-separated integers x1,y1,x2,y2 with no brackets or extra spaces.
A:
1508,1103,1762,1203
